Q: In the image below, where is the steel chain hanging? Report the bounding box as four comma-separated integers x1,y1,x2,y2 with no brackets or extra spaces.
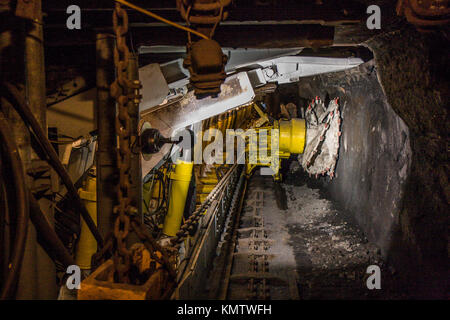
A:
110,2,175,284
110,1,135,283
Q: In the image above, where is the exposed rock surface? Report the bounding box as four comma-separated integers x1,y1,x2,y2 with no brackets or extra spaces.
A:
296,60,412,264
295,26,448,298
367,27,449,298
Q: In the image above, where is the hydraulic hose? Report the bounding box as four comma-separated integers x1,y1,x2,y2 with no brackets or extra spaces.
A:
2,83,104,247
29,191,76,269
0,113,29,300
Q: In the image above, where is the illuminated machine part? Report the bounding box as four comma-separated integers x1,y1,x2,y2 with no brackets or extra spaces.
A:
279,118,306,154
163,160,194,237
301,97,341,178
139,72,255,177
243,105,306,181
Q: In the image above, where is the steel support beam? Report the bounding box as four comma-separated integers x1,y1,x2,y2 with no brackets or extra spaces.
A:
95,33,116,240
127,52,141,245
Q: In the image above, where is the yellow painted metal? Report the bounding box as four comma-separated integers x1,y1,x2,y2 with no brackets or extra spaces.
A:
235,108,243,128
76,174,97,269
163,160,194,236
252,104,269,127
231,110,237,129
279,118,306,154
226,111,232,130
245,105,252,122
217,114,225,135
195,165,216,203
192,105,255,207
197,184,215,194
244,118,306,180
236,106,248,128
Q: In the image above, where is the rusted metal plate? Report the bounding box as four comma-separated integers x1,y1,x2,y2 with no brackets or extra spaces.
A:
397,0,450,30
15,0,40,21
78,260,168,300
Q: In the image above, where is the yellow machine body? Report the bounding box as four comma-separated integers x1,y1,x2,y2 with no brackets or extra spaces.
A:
278,118,306,154
245,116,306,180
76,174,97,269
163,160,194,236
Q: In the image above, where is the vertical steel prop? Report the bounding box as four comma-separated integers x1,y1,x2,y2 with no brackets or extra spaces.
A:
96,33,117,241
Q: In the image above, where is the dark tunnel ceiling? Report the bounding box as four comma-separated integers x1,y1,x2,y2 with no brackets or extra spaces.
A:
43,0,393,96
45,0,367,26
42,0,397,48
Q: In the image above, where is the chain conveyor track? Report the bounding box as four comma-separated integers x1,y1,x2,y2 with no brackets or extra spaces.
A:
213,173,299,300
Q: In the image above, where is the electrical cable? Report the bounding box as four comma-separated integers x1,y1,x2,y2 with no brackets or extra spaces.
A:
2,82,103,247
0,112,29,300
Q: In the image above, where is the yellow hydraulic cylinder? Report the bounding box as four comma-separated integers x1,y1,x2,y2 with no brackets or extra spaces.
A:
76,174,97,269
163,160,194,236
245,118,307,179
278,118,306,154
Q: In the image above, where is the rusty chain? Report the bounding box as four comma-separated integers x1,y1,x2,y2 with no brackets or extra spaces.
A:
177,0,230,41
130,219,176,279
109,2,175,284
110,2,135,283
177,0,231,96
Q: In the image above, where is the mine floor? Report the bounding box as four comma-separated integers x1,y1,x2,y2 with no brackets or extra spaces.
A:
210,168,401,300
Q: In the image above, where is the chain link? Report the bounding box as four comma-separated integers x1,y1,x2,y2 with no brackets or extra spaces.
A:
110,2,173,284
110,2,133,283
177,0,230,39
170,164,241,247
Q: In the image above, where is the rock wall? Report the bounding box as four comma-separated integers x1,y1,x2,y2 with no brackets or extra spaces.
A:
296,26,448,297
297,60,412,261
366,27,448,297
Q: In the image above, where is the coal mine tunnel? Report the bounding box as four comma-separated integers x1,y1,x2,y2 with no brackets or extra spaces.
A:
0,0,448,304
